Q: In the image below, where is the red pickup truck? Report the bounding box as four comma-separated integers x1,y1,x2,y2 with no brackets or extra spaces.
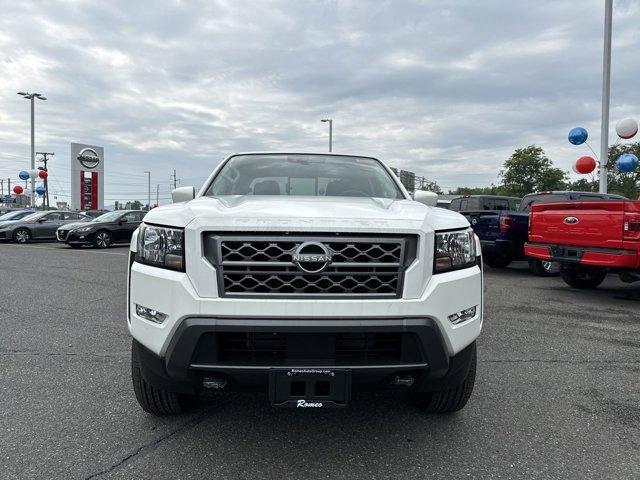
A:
525,200,640,289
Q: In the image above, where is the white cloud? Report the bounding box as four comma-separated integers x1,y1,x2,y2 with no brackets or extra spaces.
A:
0,0,639,203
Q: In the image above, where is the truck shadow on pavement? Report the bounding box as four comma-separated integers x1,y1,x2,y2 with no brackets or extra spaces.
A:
144,390,479,476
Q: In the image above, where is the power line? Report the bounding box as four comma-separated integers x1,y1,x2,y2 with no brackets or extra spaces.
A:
36,152,54,210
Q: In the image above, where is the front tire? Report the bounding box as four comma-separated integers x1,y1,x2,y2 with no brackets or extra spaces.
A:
560,264,607,289
131,341,190,415
411,342,477,414
13,228,32,244
484,252,511,268
529,259,558,277
93,231,112,248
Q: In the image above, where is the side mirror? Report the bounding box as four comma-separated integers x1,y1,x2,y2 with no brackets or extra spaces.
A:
413,190,438,207
118,219,127,225
172,186,196,203
38,218,47,223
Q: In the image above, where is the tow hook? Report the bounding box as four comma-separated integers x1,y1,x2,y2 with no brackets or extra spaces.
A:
391,375,415,387
203,376,228,390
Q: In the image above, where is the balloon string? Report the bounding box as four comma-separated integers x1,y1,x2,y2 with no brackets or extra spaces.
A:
584,141,599,162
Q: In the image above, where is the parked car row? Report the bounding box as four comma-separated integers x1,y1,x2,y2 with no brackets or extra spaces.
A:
0,209,145,248
445,192,638,289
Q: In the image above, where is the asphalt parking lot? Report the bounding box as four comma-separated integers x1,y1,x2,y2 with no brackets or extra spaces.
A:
1,242,639,479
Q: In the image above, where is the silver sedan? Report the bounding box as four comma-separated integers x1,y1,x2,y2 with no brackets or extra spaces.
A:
0,211,89,243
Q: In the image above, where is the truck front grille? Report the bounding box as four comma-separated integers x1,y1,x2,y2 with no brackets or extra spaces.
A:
203,233,417,298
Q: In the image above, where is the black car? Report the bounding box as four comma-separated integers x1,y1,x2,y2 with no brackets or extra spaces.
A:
56,210,146,248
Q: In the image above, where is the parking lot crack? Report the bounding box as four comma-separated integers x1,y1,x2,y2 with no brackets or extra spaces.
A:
83,402,231,479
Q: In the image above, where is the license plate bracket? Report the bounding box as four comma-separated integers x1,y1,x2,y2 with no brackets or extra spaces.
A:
268,368,351,408
549,245,584,262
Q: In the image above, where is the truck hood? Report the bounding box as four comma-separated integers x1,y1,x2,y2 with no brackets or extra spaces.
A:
143,196,469,232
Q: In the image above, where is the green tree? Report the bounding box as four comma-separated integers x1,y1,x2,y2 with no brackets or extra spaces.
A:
126,200,143,210
566,178,598,192
416,179,443,194
448,184,507,196
499,145,567,197
605,142,640,199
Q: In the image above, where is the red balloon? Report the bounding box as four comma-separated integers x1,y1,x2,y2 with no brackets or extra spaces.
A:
38,170,48,179
13,185,23,194
575,156,596,174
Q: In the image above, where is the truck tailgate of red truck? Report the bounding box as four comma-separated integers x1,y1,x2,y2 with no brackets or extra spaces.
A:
528,201,630,250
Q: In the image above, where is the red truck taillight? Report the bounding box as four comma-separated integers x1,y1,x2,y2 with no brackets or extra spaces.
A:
623,212,640,241
500,215,513,233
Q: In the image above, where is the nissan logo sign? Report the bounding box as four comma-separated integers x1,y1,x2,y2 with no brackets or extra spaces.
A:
77,148,100,169
563,216,579,225
292,241,333,274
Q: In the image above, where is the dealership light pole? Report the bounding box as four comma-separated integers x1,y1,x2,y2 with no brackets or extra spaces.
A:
599,0,613,194
144,171,151,211
321,118,333,152
17,91,46,207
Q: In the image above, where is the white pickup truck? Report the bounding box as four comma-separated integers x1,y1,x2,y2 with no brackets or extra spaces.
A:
127,153,483,414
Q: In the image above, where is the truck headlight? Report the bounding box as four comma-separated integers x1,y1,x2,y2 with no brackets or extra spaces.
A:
135,224,184,271
434,229,476,273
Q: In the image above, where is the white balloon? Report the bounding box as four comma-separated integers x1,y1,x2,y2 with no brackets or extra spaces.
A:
28,169,40,180
615,118,638,139
571,162,579,174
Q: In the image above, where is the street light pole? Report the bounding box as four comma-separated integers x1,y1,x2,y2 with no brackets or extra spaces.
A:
321,118,333,152
30,96,34,204
144,171,151,210
599,0,613,194
17,92,46,207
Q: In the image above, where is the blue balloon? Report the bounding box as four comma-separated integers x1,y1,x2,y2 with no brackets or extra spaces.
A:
35,186,46,195
617,153,639,173
18,170,30,180
568,127,588,145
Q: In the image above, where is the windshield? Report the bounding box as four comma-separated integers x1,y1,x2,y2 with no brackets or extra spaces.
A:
0,210,28,221
93,211,123,222
205,154,404,199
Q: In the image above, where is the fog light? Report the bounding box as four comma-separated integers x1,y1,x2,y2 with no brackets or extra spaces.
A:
135,304,167,324
448,306,477,325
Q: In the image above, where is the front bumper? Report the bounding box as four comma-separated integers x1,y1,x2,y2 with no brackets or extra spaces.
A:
134,316,465,394
61,230,94,244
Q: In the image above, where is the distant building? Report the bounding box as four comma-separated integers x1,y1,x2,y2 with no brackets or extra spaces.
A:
390,167,416,192
399,170,415,192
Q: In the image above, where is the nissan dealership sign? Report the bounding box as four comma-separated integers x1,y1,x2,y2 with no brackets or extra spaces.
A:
70,142,104,210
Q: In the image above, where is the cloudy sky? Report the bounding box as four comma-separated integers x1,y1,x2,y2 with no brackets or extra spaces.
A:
1,0,639,205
